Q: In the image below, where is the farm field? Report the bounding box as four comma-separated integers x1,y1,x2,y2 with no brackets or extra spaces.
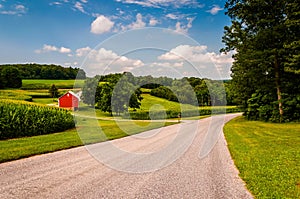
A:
0,78,240,163
22,79,85,90
224,117,300,198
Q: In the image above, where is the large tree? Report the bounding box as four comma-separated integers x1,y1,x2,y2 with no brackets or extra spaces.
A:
0,66,22,88
222,0,300,122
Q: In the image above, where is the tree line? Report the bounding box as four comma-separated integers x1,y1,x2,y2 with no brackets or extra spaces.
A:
150,77,233,106
81,72,234,116
0,64,86,89
221,0,300,122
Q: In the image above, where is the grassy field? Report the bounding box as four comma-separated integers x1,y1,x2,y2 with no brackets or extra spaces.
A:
22,79,85,89
138,94,197,111
224,117,300,198
0,117,175,163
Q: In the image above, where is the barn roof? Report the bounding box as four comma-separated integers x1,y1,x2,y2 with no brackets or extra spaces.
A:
59,91,80,100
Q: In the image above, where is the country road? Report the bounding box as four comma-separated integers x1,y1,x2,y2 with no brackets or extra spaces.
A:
0,113,253,199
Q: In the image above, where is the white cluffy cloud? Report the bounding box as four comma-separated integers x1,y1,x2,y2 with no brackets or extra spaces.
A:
159,45,233,64
158,45,234,78
174,17,194,34
35,44,72,54
207,5,223,15
91,15,114,34
76,47,144,75
127,13,146,29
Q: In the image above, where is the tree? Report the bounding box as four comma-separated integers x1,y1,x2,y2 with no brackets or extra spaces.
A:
222,0,300,122
96,83,113,115
76,69,86,79
49,84,58,100
81,77,99,106
0,66,22,88
93,73,143,115
284,0,300,73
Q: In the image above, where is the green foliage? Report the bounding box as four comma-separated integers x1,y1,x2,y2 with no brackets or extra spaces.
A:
224,117,300,198
0,64,86,80
48,84,59,98
96,83,113,114
222,0,300,122
150,86,178,102
80,77,100,106
124,106,240,120
83,72,143,115
0,99,75,139
150,77,228,106
0,90,33,101
0,66,22,88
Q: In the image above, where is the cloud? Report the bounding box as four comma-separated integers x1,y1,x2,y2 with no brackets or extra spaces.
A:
116,0,201,8
74,1,85,13
0,4,27,15
149,18,158,26
127,13,145,29
76,46,92,57
166,13,178,20
207,5,223,15
60,47,71,53
76,47,144,75
81,0,88,3
174,17,195,34
91,15,114,34
157,45,233,78
49,2,62,6
35,44,71,54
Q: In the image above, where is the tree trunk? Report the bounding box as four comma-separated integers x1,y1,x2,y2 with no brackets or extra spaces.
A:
274,56,283,122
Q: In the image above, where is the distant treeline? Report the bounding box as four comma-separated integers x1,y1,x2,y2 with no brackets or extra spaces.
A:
0,64,86,88
82,73,235,114
0,63,86,80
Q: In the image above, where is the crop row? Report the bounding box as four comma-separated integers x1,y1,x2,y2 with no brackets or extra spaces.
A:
0,100,75,139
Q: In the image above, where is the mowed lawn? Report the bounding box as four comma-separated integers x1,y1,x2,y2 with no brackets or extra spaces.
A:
139,94,197,112
224,117,300,198
0,117,175,163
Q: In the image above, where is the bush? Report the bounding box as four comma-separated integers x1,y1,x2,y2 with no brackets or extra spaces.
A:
123,106,241,120
0,100,75,139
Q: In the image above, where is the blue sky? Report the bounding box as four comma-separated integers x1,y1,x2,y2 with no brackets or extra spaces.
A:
0,0,234,79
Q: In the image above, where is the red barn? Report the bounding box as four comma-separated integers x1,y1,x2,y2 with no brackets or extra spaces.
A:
58,91,80,110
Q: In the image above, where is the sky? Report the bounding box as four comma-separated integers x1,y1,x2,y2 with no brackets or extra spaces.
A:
0,0,234,79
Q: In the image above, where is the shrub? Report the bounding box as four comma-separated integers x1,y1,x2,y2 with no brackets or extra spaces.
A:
0,100,75,139
123,106,241,120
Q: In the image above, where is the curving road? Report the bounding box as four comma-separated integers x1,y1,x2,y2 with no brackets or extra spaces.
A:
0,113,253,198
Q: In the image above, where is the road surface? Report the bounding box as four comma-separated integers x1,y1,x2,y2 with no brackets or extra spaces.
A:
0,113,253,198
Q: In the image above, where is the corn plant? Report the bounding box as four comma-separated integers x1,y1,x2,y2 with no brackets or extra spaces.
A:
0,99,75,139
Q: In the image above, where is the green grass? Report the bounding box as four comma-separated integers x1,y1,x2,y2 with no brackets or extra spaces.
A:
224,117,300,199
0,117,175,163
22,79,85,89
138,94,197,112
32,98,57,104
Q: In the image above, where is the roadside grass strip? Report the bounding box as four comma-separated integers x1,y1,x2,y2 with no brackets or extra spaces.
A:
224,117,300,198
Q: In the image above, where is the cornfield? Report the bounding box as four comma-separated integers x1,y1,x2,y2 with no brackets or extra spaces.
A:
0,99,75,139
